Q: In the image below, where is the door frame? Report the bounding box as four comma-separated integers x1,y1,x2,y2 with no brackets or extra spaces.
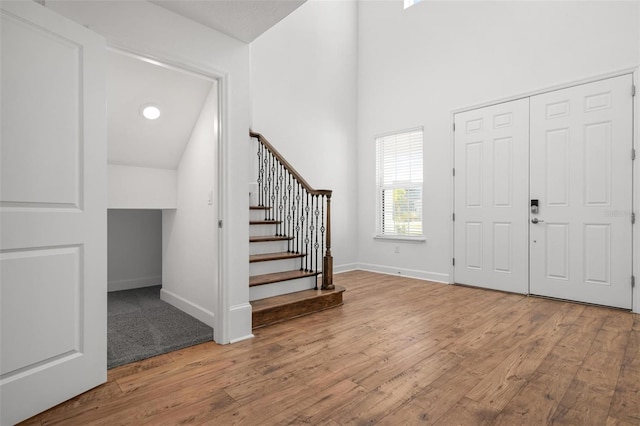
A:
107,42,230,343
450,68,638,313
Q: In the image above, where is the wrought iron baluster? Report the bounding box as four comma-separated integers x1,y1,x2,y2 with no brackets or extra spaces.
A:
321,195,325,278
278,162,285,236
314,195,320,282
251,132,334,290
270,153,276,223
298,183,304,269
309,194,315,274
304,192,310,272
274,161,280,235
262,145,269,219
286,173,292,252
256,143,262,207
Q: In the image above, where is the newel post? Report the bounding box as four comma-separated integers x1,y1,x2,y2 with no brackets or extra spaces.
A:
322,193,334,290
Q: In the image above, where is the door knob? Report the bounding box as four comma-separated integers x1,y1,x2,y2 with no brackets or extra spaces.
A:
531,218,545,224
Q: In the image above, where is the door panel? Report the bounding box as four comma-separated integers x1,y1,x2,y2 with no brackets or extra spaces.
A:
0,2,107,424
454,99,529,293
529,75,633,308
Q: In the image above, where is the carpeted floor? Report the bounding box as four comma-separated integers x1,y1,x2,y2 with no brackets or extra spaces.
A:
107,286,213,369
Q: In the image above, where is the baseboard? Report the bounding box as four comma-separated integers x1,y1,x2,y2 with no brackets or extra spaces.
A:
108,276,162,292
334,263,358,274
228,303,253,343
160,288,215,328
355,263,450,283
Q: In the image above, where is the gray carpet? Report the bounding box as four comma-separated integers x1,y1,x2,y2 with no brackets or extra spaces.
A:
108,286,213,369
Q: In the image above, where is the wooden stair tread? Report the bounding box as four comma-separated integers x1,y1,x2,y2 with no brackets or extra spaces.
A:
250,235,294,243
250,252,305,263
251,285,345,329
250,270,318,287
250,220,282,225
250,206,271,210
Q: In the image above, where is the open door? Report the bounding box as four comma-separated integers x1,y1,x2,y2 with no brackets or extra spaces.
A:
1,2,107,424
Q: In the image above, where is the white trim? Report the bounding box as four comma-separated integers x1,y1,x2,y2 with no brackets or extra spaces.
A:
634,68,639,314
230,334,255,344
375,128,425,239
373,125,424,141
334,263,359,274
104,42,232,343
105,43,229,84
108,47,217,82
452,67,639,115
356,263,449,283
160,288,216,328
228,303,253,343
216,72,231,344
450,109,456,285
451,65,640,115
373,236,426,243
107,276,161,292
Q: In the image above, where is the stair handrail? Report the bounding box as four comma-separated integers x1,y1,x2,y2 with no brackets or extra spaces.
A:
250,130,334,290
250,131,332,196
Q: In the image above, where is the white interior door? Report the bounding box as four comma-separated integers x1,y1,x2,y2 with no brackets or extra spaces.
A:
1,2,107,424
529,75,633,309
454,98,529,293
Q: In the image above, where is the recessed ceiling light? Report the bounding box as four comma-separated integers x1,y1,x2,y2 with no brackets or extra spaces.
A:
141,105,161,120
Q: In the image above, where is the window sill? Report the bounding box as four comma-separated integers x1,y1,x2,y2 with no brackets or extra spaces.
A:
374,235,426,243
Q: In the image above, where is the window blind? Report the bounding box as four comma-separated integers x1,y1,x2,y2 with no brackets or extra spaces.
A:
376,129,423,237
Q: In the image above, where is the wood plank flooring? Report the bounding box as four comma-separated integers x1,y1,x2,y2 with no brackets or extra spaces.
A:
21,271,640,425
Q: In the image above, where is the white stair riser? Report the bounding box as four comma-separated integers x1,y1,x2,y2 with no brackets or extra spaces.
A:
250,258,304,276
250,240,291,255
249,224,284,237
250,209,270,221
249,209,287,221
249,276,317,301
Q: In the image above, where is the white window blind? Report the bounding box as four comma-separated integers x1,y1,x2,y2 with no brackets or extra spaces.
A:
376,128,423,238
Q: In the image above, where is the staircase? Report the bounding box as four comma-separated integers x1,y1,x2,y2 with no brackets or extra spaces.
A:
249,131,344,329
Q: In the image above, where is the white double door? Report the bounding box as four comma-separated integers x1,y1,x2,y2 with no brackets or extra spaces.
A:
454,74,633,309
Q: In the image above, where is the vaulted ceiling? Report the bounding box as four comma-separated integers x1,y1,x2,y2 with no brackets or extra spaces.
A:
108,0,305,169
107,51,213,169
150,0,306,43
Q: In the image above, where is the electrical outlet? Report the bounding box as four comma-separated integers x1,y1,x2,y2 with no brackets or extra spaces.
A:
394,246,400,254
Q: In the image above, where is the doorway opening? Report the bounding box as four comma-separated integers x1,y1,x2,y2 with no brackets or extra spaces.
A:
107,209,212,368
106,50,220,368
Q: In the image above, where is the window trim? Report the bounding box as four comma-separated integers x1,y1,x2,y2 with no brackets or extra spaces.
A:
374,127,424,240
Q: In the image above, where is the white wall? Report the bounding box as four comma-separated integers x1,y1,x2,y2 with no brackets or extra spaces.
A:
162,84,218,328
250,0,359,272
48,0,252,343
358,1,640,282
107,209,162,291
108,164,176,209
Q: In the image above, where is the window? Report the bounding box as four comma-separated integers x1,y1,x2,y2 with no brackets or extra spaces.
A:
375,128,423,239
404,0,422,9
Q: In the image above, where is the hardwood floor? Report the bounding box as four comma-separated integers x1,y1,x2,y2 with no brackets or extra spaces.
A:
22,271,640,425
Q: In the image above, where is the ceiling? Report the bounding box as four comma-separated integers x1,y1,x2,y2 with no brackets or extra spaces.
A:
107,1,305,169
150,0,306,43
107,51,214,169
